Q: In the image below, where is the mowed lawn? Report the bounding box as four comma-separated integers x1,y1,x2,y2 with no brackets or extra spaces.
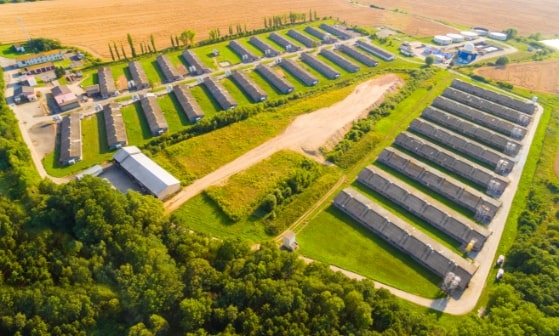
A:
297,206,444,298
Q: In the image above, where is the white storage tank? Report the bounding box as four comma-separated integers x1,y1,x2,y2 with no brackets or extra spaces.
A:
489,32,508,41
461,31,479,40
447,33,465,43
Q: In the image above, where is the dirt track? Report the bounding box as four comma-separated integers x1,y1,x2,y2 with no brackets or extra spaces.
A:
164,74,402,213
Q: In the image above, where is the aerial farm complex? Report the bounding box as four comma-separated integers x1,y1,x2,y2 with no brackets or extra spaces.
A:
3,14,546,311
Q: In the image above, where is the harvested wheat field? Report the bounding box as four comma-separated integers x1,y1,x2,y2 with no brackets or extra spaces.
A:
0,0,466,59
365,0,559,36
475,61,559,94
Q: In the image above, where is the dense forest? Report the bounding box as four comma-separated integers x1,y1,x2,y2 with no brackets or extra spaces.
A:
1,72,559,335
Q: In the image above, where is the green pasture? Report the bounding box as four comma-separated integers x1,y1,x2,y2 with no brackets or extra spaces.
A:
296,206,444,298
120,101,153,146
157,93,190,133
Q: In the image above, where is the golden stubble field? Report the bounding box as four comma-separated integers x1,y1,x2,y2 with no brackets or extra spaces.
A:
2,0,556,60
475,61,559,95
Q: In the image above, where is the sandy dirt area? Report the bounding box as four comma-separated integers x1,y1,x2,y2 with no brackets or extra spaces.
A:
475,61,559,95
0,0,449,59
165,74,402,213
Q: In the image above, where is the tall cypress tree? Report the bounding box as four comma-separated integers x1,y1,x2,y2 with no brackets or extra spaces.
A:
108,43,115,61
127,33,136,57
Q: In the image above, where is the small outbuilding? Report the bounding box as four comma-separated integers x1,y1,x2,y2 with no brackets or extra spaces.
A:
14,86,36,103
282,231,299,251
113,146,181,200
52,85,80,111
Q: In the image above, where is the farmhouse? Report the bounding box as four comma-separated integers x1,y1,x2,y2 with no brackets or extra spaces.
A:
230,71,267,102
128,61,150,90
249,36,280,57
287,29,318,48
13,86,36,103
103,103,128,150
172,85,205,122
269,32,300,52
358,166,491,251
203,77,237,110
22,62,55,75
300,52,340,80
156,55,182,82
113,146,180,200
338,44,378,67
140,95,168,136
98,67,117,99
304,26,336,44
334,187,478,290
59,112,82,166
319,49,360,73
255,64,294,94
319,23,353,40
280,58,318,86
229,40,258,63
51,85,80,112
16,49,63,68
182,50,210,76
355,40,395,61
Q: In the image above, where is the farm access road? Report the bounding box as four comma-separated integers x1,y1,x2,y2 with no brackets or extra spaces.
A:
164,74,403,213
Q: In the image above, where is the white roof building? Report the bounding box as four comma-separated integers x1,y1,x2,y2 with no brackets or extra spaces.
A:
114,146,180,200
489,32,507,41
461,31,478,40
434,35,453,45
446,33,465,43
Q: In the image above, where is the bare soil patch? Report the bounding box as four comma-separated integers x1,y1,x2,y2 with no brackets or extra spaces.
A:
475,61,559,95
164,74,402,213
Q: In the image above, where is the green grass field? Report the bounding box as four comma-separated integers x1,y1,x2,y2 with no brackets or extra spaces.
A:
121,101,153,145
154,82,358,182
205,150,314,221
157,93,190,132
296,206,444,298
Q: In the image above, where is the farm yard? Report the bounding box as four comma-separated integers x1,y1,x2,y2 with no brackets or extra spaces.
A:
2,1,559,328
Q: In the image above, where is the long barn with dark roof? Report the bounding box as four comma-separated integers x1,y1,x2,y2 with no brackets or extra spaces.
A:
334,187,478,290
229,40,258,63
140,95,168,136
319,23,353,40
173,85,204,122
249,36,281,57
338,44,378,67
287,29,319,48
98,67,117,99
128,61,150,90
182,50,210,76
356,40,395,61
304,26,337,44
59,112,82,166
300,52,340,80
255,64,294,94
203,77,237,110
269,32,300,52
319,49,360,73
156,55,182,82
103,103,128,150
280,58,318,86
230,71,267,102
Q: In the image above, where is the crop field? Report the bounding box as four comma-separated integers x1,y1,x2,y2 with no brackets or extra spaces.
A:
474,61,559,95
4,0,541,60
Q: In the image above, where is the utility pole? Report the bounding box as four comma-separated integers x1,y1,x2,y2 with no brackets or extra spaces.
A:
17,17,31,41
